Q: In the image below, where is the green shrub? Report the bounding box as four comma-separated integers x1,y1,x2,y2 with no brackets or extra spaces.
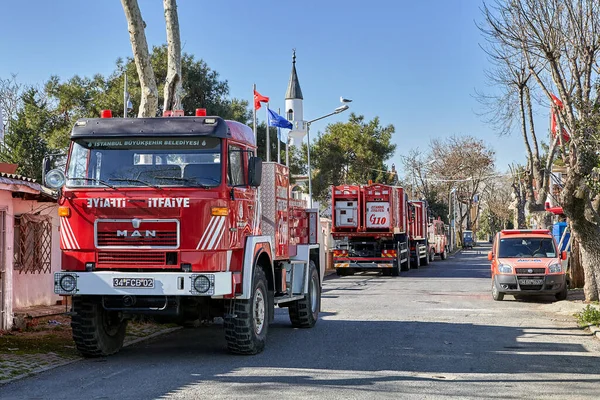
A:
576,305,600,327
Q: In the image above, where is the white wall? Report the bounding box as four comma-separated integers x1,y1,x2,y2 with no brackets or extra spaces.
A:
0,191,13,329
11,197,61,308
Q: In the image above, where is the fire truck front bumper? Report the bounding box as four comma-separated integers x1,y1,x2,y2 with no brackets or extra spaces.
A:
54,271,233,297
334,259,395,269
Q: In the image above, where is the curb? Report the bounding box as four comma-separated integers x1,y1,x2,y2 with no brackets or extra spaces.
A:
587,324,600,340
0,326,182,387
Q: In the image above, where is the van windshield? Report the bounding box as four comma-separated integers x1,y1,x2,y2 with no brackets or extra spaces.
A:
66,137,221,188
498,237,557,258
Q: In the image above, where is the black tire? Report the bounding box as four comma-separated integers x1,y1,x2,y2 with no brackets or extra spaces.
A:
555,282,568,301
411,252,420,269
400,247,410,271
422,247,429,266
289,261,320,328
71,296,127,357
492,278,504,301
224,267,269,355
429,250,435,262
441,248,447,260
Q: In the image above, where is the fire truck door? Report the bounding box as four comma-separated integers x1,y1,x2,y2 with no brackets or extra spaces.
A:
228,146,253,249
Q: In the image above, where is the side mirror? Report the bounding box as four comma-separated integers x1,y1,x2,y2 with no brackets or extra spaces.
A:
561,250,568,261
248,156,262,187
487,251,493,261
41,156,52,185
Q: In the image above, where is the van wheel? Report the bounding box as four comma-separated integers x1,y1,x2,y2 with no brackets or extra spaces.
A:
555,283,568,301
492,278,504,301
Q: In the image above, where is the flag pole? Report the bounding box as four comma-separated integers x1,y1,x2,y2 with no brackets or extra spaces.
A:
266,103,270,162
252,84,257,145
277,107,281,164
286,137,289,167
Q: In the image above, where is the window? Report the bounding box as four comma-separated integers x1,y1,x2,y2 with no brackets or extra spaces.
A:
228,146,245,186
14,214,52,274
498,238,557,258
66,137,222,187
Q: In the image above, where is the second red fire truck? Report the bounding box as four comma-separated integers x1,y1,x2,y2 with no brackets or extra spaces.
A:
331,184,447,275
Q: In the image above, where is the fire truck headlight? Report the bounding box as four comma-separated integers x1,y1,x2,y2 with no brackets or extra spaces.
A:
193,275,211,294
54,273,77,294
45,169,66,189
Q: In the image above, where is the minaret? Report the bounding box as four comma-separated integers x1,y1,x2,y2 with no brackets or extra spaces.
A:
285,50,307,146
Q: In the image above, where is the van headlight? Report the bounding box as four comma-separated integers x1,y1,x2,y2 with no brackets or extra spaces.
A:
498,264,512,273
549,263,562,273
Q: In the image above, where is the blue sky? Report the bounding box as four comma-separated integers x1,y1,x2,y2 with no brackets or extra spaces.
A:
0,0,531,174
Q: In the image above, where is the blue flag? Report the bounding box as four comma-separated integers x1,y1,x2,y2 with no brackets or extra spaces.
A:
268,108,293,129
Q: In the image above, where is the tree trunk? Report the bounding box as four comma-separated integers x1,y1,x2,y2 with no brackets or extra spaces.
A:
121,0,158,118
562,172,600,301
569,238,585,289
162,0,183,113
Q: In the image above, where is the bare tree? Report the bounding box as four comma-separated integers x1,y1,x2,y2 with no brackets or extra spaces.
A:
429,136,495,242
481,173,514,232
0,75,23,132
121,0,158,117
481,0,600,300
162,0,183,113
508,164,528,228
476,34,558,227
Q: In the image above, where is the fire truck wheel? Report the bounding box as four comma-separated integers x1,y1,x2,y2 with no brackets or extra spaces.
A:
71,296,127,357
441,248,447,260
224,267,269,355
412,254,420,269
289,261,320,328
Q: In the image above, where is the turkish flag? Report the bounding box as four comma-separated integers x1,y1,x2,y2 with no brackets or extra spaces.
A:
254,90,269,110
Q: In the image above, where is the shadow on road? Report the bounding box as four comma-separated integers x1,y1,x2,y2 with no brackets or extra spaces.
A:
43,313,595,399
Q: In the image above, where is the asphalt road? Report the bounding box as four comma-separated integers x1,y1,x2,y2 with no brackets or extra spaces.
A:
2,245,600,399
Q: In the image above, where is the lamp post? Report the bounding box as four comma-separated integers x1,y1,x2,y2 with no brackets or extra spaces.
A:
306,104,349,208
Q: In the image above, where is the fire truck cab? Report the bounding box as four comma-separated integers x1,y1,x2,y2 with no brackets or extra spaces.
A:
45,112,322,356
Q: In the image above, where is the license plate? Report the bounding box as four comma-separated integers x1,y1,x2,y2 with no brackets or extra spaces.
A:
519,279,544,285
113,277,154,288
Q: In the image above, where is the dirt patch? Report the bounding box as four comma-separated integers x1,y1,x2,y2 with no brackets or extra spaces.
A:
0,315,77,358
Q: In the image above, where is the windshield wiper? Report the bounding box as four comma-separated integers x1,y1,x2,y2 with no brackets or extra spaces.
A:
68,177,118,190
154,176,210,188
109,178,162,189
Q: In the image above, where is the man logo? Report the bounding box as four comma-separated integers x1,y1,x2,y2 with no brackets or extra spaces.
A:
528,268,533,274
117,230,156,238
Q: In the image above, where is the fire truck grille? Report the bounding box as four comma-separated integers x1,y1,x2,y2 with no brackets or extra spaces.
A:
96,232,178,247
98,252,166,265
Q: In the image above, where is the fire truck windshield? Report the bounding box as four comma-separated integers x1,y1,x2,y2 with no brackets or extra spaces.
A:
66,137,222,188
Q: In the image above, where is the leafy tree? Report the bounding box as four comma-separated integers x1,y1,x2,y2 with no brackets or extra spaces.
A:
43,45,251,151
310,113,396,201
0,88,50,181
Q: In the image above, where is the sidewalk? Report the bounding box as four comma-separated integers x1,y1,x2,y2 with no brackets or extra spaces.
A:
0,305,180,386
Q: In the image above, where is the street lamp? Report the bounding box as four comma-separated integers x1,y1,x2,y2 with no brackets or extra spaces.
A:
306,104,350,208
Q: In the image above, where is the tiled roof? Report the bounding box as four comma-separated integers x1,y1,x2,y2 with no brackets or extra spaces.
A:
0,172,38,183
0,172,57,200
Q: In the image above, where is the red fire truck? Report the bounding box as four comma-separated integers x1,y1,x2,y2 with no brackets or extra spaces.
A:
427,218,448,261
44,110,322,356
331,184,410,276
408,200,431,267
